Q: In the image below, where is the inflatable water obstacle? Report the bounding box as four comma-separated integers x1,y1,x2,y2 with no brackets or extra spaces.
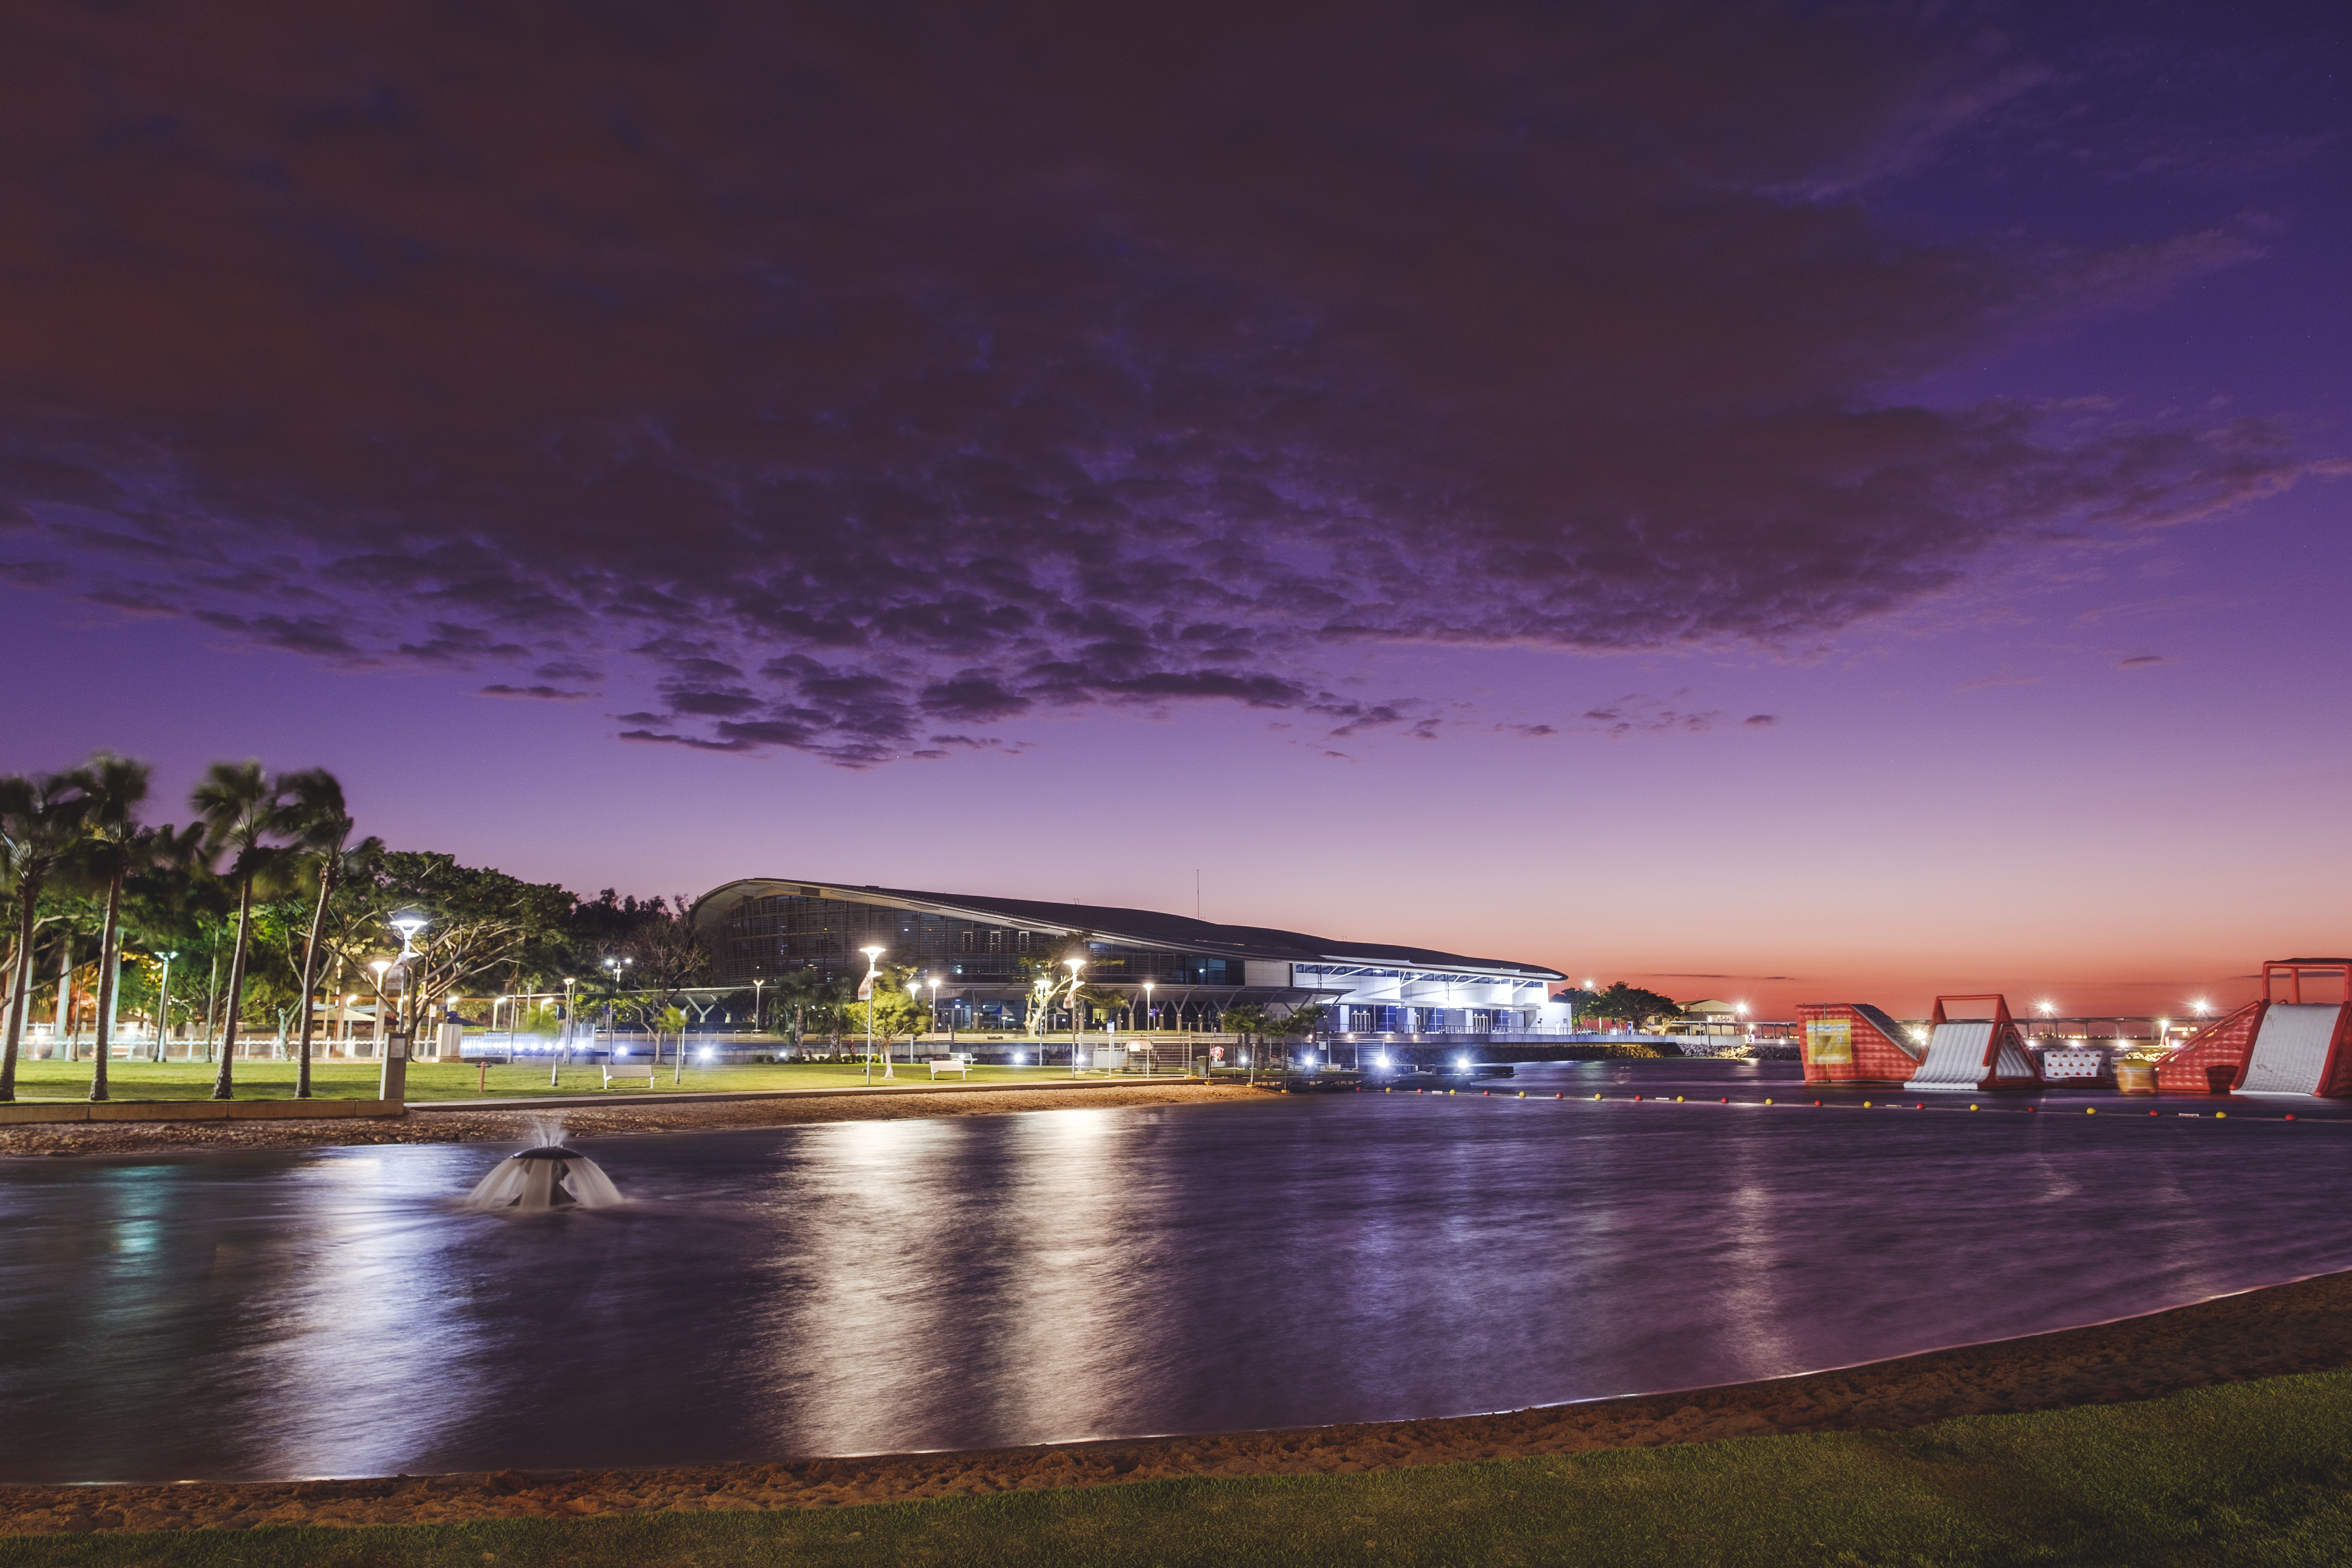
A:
1795,958,2352,1099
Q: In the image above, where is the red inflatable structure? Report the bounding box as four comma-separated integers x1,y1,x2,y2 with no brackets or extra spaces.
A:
1795,1002,1921,1085
2155,959,2352,1097
1903,995,2040,1092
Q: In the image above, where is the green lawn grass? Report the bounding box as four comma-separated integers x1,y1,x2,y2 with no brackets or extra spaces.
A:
11,1371,2352,1566
4,1057,1150,1103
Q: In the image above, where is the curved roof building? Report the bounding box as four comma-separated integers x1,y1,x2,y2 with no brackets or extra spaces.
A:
690,878,1563,1032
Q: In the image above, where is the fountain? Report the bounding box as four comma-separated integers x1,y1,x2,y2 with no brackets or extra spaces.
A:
464,1123,624,1211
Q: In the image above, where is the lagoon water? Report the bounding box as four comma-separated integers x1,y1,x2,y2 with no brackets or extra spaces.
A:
5,1060,2349,1483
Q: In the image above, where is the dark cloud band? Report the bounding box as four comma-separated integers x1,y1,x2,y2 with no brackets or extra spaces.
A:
0,1,2318,761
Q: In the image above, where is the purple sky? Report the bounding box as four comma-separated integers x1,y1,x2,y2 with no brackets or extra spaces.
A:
4,1,2346,1016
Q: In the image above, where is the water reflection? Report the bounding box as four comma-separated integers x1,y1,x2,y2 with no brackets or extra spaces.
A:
2,1072,2347,1483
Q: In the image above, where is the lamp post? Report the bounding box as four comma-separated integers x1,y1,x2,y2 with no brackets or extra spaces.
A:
380,910,427,1101
926,974,938,1049
752,977,765,1037
152,951,178,1063
1066,955,1086,1076
860,946,885,1085
368,959,392,1060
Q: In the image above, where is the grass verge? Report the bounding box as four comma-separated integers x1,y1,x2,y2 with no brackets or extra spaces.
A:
12,1371,2352,1566
3,1059,1149,1103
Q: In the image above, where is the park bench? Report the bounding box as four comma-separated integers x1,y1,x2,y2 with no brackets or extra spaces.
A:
601,1059,657,1090
928,1053,973,1079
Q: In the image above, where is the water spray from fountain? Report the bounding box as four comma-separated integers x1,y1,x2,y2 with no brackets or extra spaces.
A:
464,1112,624,1210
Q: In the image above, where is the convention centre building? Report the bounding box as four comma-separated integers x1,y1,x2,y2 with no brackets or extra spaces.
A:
689,878,1564,1035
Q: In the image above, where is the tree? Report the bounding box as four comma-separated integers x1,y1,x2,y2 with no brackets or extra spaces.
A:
275,769,379,1100
1222,1002,1272,1082
0,772,85,1102
771,966,826,1050
851,969,928,1074
366,852,575,1027
60,753,152,1103
192,762,296,1100
621,894,710,1070
1577,982,1683,1030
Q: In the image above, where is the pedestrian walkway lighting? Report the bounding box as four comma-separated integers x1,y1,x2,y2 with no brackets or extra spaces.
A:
860,945,884,1084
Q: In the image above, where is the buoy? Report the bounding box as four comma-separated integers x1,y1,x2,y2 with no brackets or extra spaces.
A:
1555,1092,1563,1099
1970,1104,1979,1111
1764,1097,1774,1105
2086,1107,2096,1115
2286,1113,2297,1121
1592,1093,1601,1100
2149,1109,2158,1115
2027,1106,2038,1113
1812,1099,1822,1107
1517,1091,1525,1099
1719,1097,1728,1103
1449,1089,1456,1096
1633,1094,1642,1101
1483,1089,1491,1097
1675,1095,1684,1102
2216,1111,2226,1119
1916,1103,1925,1111
1863,1101,1873,1108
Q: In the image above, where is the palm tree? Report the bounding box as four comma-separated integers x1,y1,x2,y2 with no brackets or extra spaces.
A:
191,762,290,1101
62,754,152,1103
275,769,380,1100
0,773,85,1102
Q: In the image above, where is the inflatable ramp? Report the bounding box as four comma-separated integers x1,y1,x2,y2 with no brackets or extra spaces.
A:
2160,959,2352,1097
1796,1003,1922,1085
1903,995,2038,1092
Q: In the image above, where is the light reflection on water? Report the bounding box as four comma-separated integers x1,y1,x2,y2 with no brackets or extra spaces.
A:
2,1063,2346,1483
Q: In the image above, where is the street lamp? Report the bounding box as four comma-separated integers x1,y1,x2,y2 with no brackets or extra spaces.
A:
368,959,392,1060
379,910,427,1101
152,951,178,1063
752,977,765,1036
860,946,885,1085
926,974,939,1046
1065,955,1086,1076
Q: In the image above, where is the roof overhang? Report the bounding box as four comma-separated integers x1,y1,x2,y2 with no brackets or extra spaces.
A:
691,878,1564,985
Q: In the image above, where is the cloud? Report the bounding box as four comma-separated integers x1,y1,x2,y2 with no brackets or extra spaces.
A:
479,683,592,700
0,1,2321,761
1741,714,1780,728
2117,654,2167,667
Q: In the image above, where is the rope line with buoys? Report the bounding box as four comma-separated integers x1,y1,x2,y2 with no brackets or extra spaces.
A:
1367,1085,2328,1122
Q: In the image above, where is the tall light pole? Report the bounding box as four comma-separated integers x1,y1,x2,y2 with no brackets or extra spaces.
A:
152,951,178,1063
752,977,765,1037
1066,955,1086,1076
368,959,392,1060
381,910,427,1101
926,974,939,1050
860,946,885,1084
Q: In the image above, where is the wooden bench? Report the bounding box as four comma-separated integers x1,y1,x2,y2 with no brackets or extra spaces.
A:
601,1060,657,1090
928,1054,973,1079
